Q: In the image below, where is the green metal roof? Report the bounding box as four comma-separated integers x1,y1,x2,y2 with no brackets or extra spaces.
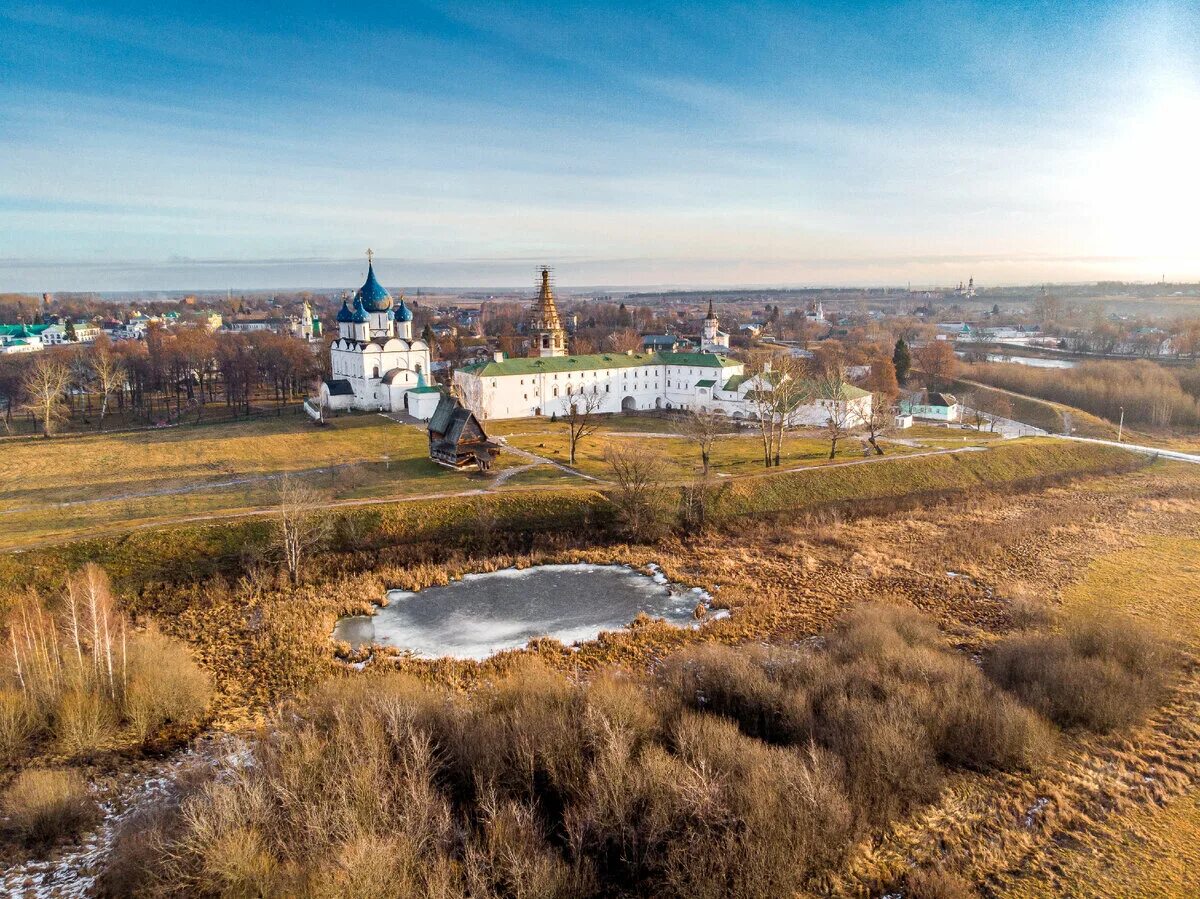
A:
695,378,716,388
458,349,735,377
722,374,749,392
657,351,733,368
0,323,50,336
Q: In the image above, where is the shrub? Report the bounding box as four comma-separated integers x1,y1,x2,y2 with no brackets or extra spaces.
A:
2,568,212,761
0,690,39,762
1,768,99,849
985,612,1176,732
54,682,117,754
658,644,816,745
124,625,212,740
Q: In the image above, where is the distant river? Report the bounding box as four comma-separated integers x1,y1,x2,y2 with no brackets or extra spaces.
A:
957,352,1076,369
332,563,723,660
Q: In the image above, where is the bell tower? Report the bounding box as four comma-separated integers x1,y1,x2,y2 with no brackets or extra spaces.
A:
528,266,567,357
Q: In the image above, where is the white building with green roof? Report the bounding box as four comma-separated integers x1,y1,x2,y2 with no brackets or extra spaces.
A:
453,349,872,427
0,323,50,354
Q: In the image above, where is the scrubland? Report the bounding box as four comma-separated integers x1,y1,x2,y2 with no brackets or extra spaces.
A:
98,604,1178,898
966,359,1200,432
0,437,1197,895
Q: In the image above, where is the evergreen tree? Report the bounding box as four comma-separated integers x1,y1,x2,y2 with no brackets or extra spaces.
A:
892,337,911,385
421,323,435,347
65,320,78,342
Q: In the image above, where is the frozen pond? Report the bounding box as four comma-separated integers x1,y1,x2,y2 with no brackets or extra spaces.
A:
333,563,723,660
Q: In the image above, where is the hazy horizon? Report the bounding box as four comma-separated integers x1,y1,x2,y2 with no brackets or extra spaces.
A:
3,1,1199,292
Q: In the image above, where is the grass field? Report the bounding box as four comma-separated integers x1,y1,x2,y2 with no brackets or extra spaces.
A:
496,416,976,480
995,535,1200,898
0,410,1009,548
0,413,514,547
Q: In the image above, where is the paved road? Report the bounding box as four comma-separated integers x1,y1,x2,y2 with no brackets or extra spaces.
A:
1059,435,1200,464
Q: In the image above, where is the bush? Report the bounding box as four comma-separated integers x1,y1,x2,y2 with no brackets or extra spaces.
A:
1,768,100,849
125,625,212,740
662,605,1053,828
100,606,1160,898
986,612,1176,732
1,568,212,761
54,683,117,754
0,690,39,762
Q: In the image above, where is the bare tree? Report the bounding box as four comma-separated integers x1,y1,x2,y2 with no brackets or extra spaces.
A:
766,357,811,467
604,328,642,353
864,391,892,455
603,442,668,540
21,354,71,437
678,407,726,474
560,387,605,465
274,475,331,585
91,339,126,431
818,362,854,460
912,340,960,392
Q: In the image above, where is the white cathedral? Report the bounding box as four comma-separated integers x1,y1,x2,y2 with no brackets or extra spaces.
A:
319,254,442,419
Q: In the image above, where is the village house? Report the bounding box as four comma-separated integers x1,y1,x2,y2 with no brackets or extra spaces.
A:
0,323,48,354
41,321,102,345
901,390,960,422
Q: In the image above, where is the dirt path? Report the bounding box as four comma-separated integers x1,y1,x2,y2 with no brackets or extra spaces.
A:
2,443,994,553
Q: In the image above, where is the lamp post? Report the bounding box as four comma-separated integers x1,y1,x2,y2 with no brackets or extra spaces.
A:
1117,407,1124,443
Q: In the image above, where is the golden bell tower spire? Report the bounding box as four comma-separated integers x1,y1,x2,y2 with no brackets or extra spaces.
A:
528,266,567,357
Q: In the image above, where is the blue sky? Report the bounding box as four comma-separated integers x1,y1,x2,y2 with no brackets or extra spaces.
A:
1,1,1198,291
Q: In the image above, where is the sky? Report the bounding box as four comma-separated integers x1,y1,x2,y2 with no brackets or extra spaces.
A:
1,0,1199,292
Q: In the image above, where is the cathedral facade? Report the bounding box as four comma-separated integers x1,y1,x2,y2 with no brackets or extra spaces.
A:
319,256,441,419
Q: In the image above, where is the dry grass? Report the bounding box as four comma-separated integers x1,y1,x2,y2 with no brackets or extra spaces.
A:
1,567,212,762
986,611,1178,733
107,607,1057,898
1,768,99,850
998,788,1200,898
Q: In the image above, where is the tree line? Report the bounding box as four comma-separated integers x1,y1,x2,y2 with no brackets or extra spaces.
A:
0,324,323,437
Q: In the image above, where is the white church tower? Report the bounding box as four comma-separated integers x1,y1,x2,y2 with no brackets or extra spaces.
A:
700,298,730,352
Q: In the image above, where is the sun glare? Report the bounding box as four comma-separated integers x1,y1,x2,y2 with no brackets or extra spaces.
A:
1090,80,1200,265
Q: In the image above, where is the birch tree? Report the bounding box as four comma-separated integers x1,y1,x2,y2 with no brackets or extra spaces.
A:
91,338,126,431
818,361,853,460
274,476,331,585
679,406,725,474
21,354,71,437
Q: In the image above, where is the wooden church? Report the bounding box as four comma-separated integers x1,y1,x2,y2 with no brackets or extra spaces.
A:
427,394,501,471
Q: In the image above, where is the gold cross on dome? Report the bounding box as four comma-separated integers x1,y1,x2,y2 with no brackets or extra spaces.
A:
366,248,373,263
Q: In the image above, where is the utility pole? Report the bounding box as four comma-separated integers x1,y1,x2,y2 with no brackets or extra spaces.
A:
1117,406,1124,443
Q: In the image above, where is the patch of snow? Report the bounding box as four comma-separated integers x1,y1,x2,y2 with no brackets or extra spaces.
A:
1024,796,1050,828
0,736,248,898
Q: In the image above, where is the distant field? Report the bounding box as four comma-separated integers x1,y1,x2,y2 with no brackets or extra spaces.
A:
0,408,1107,549
0,413,502,547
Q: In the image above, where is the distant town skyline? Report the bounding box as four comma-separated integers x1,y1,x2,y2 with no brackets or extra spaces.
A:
2,1,1199,291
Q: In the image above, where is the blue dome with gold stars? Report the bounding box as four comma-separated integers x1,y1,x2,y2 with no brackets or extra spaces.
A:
393,299,413,323
335,298,354,323
351,296,370,323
